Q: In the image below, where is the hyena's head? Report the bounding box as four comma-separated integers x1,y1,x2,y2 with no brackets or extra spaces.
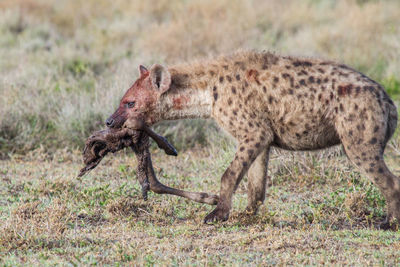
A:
106,64,171,129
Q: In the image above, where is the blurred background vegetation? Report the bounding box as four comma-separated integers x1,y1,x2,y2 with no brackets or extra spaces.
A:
0,0,399,155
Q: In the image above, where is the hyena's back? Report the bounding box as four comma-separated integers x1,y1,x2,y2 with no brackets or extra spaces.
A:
231,54,398,151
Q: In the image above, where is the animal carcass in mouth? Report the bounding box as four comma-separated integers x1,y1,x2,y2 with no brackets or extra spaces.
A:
79,128,218,205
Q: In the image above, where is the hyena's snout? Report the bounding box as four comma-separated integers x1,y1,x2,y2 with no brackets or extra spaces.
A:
106,109,127,129
105,117,114,127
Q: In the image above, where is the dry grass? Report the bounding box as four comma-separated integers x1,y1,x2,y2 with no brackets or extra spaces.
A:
0,0,399,154
1,199,73,251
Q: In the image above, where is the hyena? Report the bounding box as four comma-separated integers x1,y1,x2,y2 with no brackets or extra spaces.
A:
106,51,399,228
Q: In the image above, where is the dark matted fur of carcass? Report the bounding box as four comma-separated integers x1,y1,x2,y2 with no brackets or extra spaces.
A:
78,128,151,199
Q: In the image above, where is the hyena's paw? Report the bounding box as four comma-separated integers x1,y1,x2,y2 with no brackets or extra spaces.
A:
243,200,264,216
241,206,258,216
204,206,229,224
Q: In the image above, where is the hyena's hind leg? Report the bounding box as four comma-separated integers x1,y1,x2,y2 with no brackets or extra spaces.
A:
375,161,400,229
246,148,270,214
337,115,400,229
351,152,400,230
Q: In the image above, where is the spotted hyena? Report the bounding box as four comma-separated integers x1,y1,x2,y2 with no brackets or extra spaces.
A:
106,51,399,228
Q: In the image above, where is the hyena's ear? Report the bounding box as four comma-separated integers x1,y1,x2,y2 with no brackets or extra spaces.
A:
138,65,148,76
149,64,171,95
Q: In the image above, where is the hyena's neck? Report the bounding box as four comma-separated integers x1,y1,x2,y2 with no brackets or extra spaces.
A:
156,62,217,121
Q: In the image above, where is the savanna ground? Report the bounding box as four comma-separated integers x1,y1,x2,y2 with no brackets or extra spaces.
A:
1,0,400,265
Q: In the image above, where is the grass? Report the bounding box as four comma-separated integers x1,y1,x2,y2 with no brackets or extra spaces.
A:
1,0,400,265
1,137,399,265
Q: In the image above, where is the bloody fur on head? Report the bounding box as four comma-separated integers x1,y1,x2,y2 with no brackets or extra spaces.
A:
106,64,171,129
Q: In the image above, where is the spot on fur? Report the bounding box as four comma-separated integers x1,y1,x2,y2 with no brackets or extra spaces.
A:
338,84,353,96
231,86,237,94
293,60,313,67
246,69,260,85
213,93,218,101
268,96,274,104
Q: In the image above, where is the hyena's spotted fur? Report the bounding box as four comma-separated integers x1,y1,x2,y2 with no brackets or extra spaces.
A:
108,51,399,228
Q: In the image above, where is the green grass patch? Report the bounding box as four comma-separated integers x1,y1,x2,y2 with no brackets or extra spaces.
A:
382,76,400,100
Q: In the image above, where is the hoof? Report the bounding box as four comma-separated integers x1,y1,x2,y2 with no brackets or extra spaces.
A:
141,182,150,201
196,192,219,205
207,194,219,205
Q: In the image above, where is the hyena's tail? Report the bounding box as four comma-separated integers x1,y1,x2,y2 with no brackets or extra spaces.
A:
385,99,398,145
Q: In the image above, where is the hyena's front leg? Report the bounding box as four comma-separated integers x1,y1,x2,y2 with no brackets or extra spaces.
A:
204,133,273,223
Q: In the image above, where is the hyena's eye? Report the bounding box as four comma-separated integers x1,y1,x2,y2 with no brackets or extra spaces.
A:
125,102,135,108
